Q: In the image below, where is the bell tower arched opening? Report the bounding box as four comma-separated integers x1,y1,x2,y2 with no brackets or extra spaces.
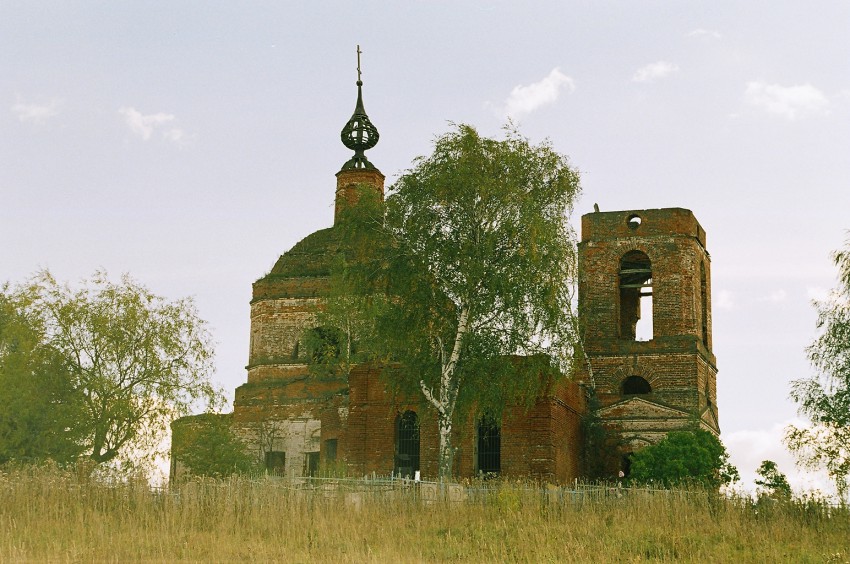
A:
619,251,653,341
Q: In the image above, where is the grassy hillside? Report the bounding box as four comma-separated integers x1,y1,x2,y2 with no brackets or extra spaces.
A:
1,465,848,562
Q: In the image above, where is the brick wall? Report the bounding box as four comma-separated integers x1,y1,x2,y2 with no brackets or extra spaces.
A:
247,297,318,376
498,382,585,482
345,365,586,483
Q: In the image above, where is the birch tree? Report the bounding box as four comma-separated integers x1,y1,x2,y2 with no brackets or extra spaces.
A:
785,238,850,499
329,124,582,478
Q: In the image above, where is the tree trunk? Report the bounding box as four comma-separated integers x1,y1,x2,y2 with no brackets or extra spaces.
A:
437,411,454,479
420,303,469,480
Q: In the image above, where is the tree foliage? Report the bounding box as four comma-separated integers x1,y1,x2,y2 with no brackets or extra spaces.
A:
0,290,86,464
754,460,792,500
628,429,739,488
0,271,222,470
786,237,850,499
322,124,582,478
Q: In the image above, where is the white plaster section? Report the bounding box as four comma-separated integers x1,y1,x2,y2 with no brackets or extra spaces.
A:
237,415,322,477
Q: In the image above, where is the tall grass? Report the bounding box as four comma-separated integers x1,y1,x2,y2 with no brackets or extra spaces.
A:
1,464,848,562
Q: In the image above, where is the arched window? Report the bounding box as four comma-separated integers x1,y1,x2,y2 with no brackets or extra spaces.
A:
619,251,653,341
477,417,501,476
700,261,709,349
622,375,651,395
621,453,633,478
394,411,420,478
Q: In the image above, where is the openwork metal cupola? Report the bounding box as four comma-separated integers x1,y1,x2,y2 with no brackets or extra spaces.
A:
340,45,379,171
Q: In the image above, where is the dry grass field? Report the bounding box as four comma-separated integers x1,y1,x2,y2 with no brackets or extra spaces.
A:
1,465,848,563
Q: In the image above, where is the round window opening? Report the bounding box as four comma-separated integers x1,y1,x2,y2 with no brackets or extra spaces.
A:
627,214,642,230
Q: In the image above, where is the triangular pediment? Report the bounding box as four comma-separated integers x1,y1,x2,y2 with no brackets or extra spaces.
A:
597,396,692,420
700,405,720,433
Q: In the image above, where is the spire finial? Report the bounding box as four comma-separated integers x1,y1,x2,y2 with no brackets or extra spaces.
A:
340,45,379,171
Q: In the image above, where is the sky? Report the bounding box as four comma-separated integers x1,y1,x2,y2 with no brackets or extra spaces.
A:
2,1,849,492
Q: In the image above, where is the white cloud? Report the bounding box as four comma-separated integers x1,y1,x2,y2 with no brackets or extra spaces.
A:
716,290,735,310
632,61,680,83
744,81,829,120
687,28,722,40
499,68,576,120
119,107,192,145
759,289,788,303
11,97,62,124
119,107,175,140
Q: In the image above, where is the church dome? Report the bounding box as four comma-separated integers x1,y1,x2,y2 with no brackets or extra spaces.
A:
268,227,341,278
252,227,341,301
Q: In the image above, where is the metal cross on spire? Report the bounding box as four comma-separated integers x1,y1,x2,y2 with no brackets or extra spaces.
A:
356,45,362,83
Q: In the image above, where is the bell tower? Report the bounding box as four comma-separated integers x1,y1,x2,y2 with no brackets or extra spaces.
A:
578,208,719,463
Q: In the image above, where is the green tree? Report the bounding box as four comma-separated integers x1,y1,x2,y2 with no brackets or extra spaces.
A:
172,414,255,478
0,289,86,464
325,124,582,478
1,271,222,470
785,237,850,500
628,429,739,488
754,460,792,500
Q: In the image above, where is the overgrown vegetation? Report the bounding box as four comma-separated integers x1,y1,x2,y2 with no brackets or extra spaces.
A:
1,465,848,562
171,414,256,478
579,387,616,480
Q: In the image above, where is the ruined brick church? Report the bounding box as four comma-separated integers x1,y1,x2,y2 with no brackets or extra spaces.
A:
172,74,719,483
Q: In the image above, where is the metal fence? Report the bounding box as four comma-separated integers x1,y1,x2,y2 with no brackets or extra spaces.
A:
209,473,710,507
